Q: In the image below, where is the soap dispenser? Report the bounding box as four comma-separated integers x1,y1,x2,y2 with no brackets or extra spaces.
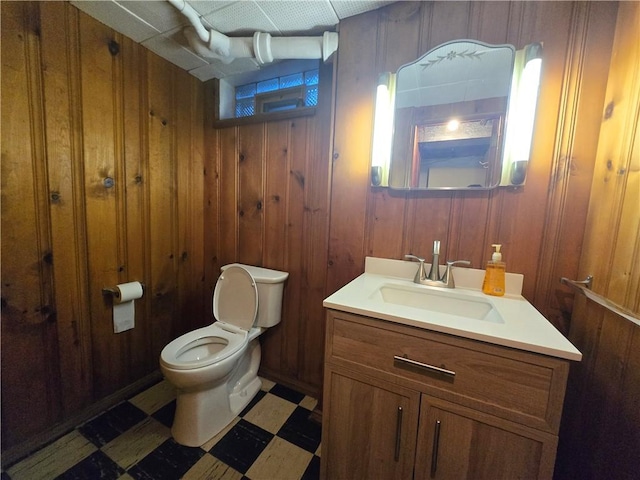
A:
482,244,506,296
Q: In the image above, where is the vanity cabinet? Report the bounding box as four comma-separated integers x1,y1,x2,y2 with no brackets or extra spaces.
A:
321,310,570,480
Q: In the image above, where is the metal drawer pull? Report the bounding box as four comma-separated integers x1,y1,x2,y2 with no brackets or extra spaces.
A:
431,420,441,478
394,406,403,461
393,355,456,378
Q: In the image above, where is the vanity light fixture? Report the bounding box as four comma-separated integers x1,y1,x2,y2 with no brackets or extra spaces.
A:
371,72,396,187
500,42,543,186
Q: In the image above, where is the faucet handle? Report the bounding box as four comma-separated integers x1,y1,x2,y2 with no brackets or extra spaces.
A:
404,254,427,283
442,260,471,288
446,260,471,268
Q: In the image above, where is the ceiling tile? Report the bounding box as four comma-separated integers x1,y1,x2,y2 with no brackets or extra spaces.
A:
188,63,229,81
257,1,339,35
329,0,392,19
189,0,236,16
201,1,279,35
214,57,261,76
70,0,160,42
70,0,392,81
114,0,187,32
188,57,260,80
142,31,210,71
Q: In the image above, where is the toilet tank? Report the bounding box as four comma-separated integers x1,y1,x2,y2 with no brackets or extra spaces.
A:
221,263,289,327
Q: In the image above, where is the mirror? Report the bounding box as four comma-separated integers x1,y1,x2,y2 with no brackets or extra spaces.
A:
388,40,515,190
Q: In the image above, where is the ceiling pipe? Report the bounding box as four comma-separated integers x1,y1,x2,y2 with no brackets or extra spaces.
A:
167,0,209,44
167,0,338,65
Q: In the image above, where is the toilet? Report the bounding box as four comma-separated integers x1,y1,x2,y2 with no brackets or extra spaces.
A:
160,263,288,447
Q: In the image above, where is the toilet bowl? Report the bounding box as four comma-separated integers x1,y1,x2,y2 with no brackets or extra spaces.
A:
160,263,288,447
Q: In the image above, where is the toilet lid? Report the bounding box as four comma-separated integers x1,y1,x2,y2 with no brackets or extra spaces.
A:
213,265,258,331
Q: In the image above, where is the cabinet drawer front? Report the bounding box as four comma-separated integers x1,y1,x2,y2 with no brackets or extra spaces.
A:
328,313,567,432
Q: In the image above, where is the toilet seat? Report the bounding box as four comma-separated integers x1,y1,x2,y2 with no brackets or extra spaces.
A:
160,323,248,370
160,265,259,370
213,265,258,332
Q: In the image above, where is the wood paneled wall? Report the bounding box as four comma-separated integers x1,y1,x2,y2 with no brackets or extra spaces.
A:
202,64,333,397
1,1,204,452
328,1,618,336
1,0,628,463
556,2,640,478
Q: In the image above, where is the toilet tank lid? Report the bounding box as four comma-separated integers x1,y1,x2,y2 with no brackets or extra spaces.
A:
221,263,289,283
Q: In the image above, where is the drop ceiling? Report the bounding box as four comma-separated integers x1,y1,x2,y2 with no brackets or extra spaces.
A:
70,0,395,82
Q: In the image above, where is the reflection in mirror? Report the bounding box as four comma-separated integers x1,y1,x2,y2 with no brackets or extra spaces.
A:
412,115,503,188
388,40,515,190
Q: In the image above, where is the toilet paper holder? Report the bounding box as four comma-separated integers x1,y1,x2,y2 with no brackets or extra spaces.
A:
102,283,145,299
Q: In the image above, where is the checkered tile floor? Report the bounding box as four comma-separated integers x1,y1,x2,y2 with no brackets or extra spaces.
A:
3,377,321,480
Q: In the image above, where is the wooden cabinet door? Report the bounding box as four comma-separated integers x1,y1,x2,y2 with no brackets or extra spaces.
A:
415,396,558,480
322,367,420,480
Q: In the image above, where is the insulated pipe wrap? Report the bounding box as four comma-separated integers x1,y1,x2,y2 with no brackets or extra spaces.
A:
169,0,338,65
167,0,209,43
268,36,323,60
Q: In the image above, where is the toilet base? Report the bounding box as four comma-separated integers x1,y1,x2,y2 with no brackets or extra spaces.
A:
171,338,262,447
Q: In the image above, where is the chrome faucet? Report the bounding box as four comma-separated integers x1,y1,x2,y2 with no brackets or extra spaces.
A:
404,254,428,283
427,240,441,281
405,241,470,288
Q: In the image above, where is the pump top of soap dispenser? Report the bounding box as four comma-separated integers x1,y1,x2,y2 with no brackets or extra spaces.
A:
491,244,502,262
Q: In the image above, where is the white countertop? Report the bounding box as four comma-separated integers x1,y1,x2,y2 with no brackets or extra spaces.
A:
323,257,582,361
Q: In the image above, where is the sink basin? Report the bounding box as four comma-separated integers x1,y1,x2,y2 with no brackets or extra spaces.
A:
372,283,504,323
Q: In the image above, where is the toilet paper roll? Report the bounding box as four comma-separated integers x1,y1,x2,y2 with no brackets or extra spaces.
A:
113,281,143,333
114,281,144,304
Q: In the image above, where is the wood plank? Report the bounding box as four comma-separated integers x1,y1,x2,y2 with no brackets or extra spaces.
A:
263,121,289,269
326,9,379,293
40,1,93,413
534,2,616,331
298,63,333,393
588,312,637,478
447,191,491,267
260,120,290,375
237,123,264,266
612,326,640,479
217,127,239,269
605,2,640,310
189,74,206,332
405,191,453,258
558,4,640,479
365,4,423,261
77,10,125,398
468,1,511,44
146,51,178,360
0,1,208,452
283,117,308,376
0,1,61,447
175,69,206,335
203,81,221,301
121,35,152,378
424,1,471,50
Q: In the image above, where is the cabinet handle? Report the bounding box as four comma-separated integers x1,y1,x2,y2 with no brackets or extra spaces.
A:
393,355,456,378
394,406,403,461
431,420,441,478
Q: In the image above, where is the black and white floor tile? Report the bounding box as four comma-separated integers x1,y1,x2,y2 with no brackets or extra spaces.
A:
3,378,321,480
